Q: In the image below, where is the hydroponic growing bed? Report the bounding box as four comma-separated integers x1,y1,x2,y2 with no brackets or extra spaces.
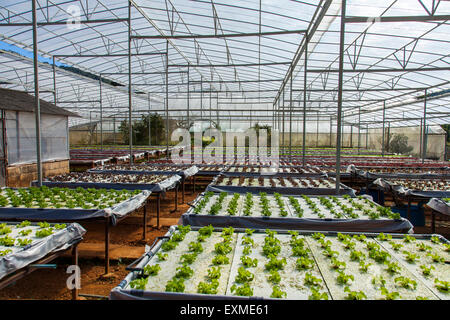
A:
0,186,150,224
110,226,450,300
0,221,86,299
37,172,181,192
222,165,324,177
180,192,412,233
207,175,355,196
372,178,450,199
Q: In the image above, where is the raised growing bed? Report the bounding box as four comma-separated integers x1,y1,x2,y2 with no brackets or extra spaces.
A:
348,164,450,178
222,165,325,177
372,178,450,199
207,175,355,196
110,226,450,300
87,164,199,203
0,186,151,274
426,198,450,233
36,172,181,192
0,221,86,299
180,192,412,233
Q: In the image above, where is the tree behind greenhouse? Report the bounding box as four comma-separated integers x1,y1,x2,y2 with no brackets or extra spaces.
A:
119,113,165,145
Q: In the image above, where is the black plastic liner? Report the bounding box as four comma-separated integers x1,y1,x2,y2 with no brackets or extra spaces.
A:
179,214,413,233
0,223,86,281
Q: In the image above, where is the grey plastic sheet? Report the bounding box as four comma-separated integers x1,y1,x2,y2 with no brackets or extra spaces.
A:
35,175,181,192
372,178,450,199
0,223,86,281
179,214,413,233
0,190,151,226
426,198,450,216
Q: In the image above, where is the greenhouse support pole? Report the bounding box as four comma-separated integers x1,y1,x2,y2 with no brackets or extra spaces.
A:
148,93,151,146
422,89,427,163
419,117,423,159
200,78,203,121
358,106,361,152
187,66,190,130
52,56,57,104
329,117,332,147
382,101,386,157
302,36,308,166
128,1,133,165
289,73,293,161
99,76,103,151
282,89,285,155
335,0,346,194
209,81,212,129
387,122,390,153
350,125,353,148
366,124,368,149
166,40,169,160
32,0,42,187
113,117,116,145
316,112,319,147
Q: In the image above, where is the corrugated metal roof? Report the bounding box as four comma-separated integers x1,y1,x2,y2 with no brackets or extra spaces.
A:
0,87,79,117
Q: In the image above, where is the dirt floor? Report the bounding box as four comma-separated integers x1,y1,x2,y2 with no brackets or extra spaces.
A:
0,175,448,300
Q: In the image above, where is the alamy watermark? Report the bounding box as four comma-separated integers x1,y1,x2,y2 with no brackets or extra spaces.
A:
66,5,81,30
66,265,81,290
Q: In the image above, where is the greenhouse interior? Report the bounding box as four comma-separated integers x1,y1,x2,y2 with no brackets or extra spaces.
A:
0,0,449,302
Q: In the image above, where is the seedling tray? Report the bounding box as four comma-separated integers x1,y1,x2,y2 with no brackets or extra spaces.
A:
110,226,450,300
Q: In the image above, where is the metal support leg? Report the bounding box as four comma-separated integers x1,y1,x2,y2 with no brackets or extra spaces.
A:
143,204,147,240
182,177,185,204
431,211,436,233
71,244,79,300
170,185,179,213
157,192,161,229
407,197,411,221
104,216,110,275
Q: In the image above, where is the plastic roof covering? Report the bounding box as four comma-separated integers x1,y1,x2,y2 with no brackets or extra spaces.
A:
0,0,447,129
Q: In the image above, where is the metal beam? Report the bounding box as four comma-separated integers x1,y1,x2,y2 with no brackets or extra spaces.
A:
345,15,450,23
131,29,307,39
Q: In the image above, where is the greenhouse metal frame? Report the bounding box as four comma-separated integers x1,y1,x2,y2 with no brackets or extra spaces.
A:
0,0,448,189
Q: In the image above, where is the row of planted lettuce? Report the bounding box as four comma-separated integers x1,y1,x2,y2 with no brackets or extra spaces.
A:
187,193,398,220
111,225,449,300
